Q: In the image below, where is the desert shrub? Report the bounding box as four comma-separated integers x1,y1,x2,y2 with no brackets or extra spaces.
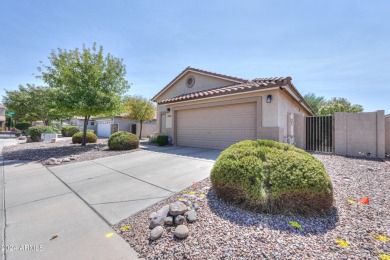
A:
156,135,170,146
108,131,139,150
15,122,30,133
28,126,56,142
61,126,80,137
72,131,97,144
210,139,333,215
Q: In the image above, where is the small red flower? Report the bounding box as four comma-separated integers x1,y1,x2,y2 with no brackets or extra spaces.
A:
359,197,369,204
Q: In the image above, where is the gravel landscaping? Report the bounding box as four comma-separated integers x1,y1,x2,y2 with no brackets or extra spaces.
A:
114,154,390,259
2,139,139,166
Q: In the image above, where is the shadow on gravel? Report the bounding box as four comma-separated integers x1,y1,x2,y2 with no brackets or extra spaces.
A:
206,188,339,235
2,143,106,161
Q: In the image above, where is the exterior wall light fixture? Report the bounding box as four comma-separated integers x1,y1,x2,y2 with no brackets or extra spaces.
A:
266,95,272,103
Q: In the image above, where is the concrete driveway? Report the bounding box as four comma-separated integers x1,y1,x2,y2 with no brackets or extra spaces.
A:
49,145,221,225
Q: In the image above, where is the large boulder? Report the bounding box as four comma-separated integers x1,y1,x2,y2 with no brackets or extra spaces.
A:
174,225,189,239
169,201,187,216
150,226,164,240
149,205,169,229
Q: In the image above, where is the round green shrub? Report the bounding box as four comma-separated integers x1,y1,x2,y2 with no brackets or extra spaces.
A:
108,131,139,150
72,131,97,144
28,126,56,142
210,140,333,215
156,135,169,146
61,126,80,137
15,122,30,133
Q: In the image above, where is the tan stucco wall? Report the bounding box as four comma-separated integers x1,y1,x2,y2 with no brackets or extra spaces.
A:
385,116,390,155
157,72,239,102
278,91,310,143
136,121,157,138
334,111,385,158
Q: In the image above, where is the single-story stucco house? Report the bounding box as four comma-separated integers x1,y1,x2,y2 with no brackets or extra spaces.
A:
152,67,314,150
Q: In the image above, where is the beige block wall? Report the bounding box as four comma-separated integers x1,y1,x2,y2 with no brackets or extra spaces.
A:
385,116,390,155
334,111,385,158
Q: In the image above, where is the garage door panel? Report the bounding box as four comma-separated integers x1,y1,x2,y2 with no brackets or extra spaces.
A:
244,103,257,114
244,116,257,128
176,103,257,149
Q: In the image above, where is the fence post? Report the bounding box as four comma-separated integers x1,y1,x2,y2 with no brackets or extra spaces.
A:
376,110,385,158
333,112,347,156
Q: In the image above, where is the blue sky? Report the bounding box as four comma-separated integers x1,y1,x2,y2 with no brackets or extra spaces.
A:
1,1,389,113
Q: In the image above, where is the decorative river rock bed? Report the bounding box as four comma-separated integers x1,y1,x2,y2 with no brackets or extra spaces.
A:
148,200,199,241
114,154,390,259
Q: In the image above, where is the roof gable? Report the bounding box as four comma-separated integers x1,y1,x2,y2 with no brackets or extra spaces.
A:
158,76,315,115
152,67,248,102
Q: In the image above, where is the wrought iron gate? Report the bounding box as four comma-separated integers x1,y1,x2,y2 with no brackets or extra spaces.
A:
305,116,333,152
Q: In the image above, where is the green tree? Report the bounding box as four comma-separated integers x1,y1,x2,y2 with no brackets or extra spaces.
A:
123,95,155,139
318,97,364,116
3,84,62,125
303,93,326,114
38,43,130,145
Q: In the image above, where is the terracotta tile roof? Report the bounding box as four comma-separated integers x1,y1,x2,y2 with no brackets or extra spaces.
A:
158,76,315,115
152,67,248,101
158,77,291,105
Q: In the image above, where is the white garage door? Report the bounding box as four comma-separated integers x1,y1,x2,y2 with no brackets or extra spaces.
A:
97,121,111,137
176,103,257,149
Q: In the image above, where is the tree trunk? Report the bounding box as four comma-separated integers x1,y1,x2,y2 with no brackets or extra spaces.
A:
82,115,90,146
139,121,143,140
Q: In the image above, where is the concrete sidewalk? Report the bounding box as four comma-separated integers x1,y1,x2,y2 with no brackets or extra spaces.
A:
1,140,139,260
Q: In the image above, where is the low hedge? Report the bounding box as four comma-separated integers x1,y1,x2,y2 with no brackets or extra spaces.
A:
61,126,80,137
72,131,97,144
156,135,170,146
108,131,139,150
28,126,56,142
210,139,333,215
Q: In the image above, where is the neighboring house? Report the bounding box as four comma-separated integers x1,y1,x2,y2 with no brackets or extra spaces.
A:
63,115,157,138
0,104,6,128
152,67,314,150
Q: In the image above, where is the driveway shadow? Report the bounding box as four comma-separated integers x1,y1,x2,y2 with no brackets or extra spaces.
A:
140,143,222,161
206,188,339,235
